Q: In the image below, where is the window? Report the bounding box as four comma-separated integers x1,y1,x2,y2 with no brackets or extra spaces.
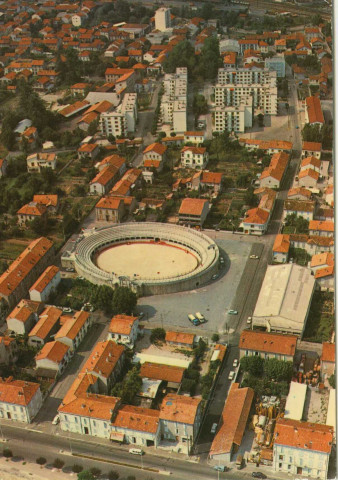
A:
279,463,282,469
279,455,284,460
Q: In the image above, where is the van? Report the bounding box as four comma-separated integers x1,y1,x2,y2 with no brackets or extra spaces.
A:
195,312,206,323
236,454,244,470
188,314,200,326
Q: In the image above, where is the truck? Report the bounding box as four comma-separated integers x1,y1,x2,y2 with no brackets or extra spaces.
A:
188,314,200,326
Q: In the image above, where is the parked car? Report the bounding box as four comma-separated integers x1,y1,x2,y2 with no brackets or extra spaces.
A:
195,312,206,323
228,310,238,315
233,359,238,368
247,316,252,324
129,448,144,455
138,312,144,319
249,255,259,259
62,307,72,314
212,274,219,280
228,371,235,380
211,423,218,434
213,465,229,472
252,473,267,479
188,314,200,326
52,414,60,425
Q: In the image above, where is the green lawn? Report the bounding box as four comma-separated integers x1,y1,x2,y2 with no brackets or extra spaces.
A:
303,292,334,343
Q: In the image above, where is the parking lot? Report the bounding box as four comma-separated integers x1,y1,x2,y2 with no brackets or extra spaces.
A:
137,236,254,335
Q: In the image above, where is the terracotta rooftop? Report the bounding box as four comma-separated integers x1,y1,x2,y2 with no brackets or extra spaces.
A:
243,207,269,225
239,330,297,356
96,196,123,210
28,306,62,341
17,202,47,217
35,340,69,364
288,187,312,199
210,383,254,456
302,141,322,152
165,331,195,345
273,234,290,254
179,198,208,216
309,220,334,232
59,394,120,420
7,299,42,324
284,199,315,213
306,96,324,124
301,156,321,169
201,172,222,184
29,265,59,294
33,194,58,208
181,146,206,155
321,342,335,363
159,394,201,425
310,252,334,268
112,405,159,433
109,315,138,336
274,418,333,454
90,165,117,186
143,142,167,156
55,310,90,341
140,362,185,384
81,340,124,379
0,377,40,406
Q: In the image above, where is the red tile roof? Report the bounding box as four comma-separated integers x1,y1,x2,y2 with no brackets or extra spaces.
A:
29,306,62,341
35,340,69,363
140,362,185,384
274,418,333,454
306,96,324,124
7,299,42,324
302,141,322,152
17,202,47,217
239,330,297,356
273,234,290,254
90,165,116,186
321,342,335,363
160,394,201,425
0,377,40,406
143,142,167,155
165,331,195,345
179,198,208,216
81,340,124,379
55,310,90,341
210,383,254,456
96,196,123,210
109,315,138,335
29,265,59,294
309,220,334,232
112,405,159,433
59,394,120,420
201,172,222,185
181,146,206,155
243,207,269,225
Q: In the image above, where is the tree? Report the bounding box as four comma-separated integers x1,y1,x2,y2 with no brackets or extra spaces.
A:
90,467,102,478
329,373,335,389
53,458,65,469
78,471,95,480
36,457,47,465
211,333,219,343
112,287,137,315
163,40,196,75
150,328,166,343
72,465,83,473
111,366,142,404
264,359,293,382
240,356,264,376
107,470,119,480
193,94,208,117
284,213,309,234
3,448,13,458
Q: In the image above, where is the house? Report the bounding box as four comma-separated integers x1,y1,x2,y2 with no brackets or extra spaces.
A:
35,340,71,378
239,138,293,155
54,310,92,351
111,405,160,447
70,83,90,95
0,377,43,423
311,253,334,291
140,363,185,391
302,141,322,159
178,198,210,227
28,305,62,347
309,220,334,237
181,146,208,169
29,265,60,303
283,200,315,222
159,394,202,453
300,156,321,174
90,166,118,196
272,234,290,264
200,172,223,193
78,143,100,160
184,131,206,145
108,315,139,347
6,299,42,335
252,264,316,336
321,342,335,382
27,152,57,172
324,184,333,207
209,383,254,462
273,418,333,480
95,196,125,223
259,152,289,189
81,340,125,393
97,155,126,176
241,207,270,236
287,187,312,201
239,330,297,362
305,96,324,126
17,202,47,225
298,169,319,188
33,195,59,213
0,237,54,309
142,143,167,170
165,331,195,348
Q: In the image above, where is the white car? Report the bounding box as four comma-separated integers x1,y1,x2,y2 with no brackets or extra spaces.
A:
247,316,252,324
249,255,259,259
228,371,235,380
52,414,60,425
211,423,218,434
233,359,238,368
62,307,72,314
129,448,144,455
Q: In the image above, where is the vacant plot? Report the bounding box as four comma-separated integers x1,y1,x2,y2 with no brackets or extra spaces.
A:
303,292,334,343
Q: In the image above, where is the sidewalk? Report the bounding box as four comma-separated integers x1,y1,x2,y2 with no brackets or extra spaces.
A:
0,457,68,480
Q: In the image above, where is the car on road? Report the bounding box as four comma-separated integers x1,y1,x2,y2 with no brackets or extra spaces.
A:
52,414,60,425
249,255,259,259
233,359,238,368
228,310,238,315
65,267,75,272
220,257,224,264
228,371,235,380
129,448,144,455
213,465,229,472
211,423,218,434
252,473,267,479
247,316,252,324
212,274,219,280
